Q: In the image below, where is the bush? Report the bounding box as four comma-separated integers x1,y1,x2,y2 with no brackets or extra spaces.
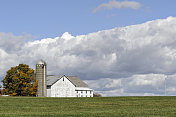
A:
93,93,102,97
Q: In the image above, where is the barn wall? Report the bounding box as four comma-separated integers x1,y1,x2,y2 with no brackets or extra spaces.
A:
50,76,76,97
47,88,51,97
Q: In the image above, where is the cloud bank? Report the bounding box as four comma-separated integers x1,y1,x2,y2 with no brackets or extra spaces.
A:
85,74,176,96
1,16,176,96
94,0,141,13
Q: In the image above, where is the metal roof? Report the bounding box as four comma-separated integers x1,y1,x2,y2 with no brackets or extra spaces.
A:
47,75,88,87
47,75,61,86
66,76,88,87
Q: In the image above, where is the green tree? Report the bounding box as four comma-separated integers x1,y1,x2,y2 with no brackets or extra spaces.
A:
2,64,38,96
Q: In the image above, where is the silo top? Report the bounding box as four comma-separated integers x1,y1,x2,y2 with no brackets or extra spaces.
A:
37,59,46,65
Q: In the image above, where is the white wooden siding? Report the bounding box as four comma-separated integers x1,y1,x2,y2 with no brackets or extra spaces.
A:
47,76,93,97
50,76,76,97
75,87,93,97
47,88,51,97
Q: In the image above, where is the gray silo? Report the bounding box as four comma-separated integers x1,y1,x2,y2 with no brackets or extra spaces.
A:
36,60,47,97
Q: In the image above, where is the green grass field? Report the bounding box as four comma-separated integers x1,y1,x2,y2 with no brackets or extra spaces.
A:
0,96,176,117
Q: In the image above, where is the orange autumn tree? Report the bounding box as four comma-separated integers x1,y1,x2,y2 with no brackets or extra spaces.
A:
2,64,38,96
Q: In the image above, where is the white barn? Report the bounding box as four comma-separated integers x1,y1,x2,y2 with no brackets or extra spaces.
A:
36,60,93,97
47,75,93,97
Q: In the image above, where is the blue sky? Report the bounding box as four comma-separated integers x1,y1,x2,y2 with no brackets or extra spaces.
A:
0,0,176,39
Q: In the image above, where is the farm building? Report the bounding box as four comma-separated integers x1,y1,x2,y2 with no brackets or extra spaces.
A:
35,60,93,97
47,75,93,97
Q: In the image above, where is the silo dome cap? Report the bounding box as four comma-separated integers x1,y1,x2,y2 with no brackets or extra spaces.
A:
37,59,46,65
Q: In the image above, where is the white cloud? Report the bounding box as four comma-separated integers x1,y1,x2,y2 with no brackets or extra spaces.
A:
61,32,74,40
0,33,30,78
85,74,176,96
1,16,176,96
94,0,141,13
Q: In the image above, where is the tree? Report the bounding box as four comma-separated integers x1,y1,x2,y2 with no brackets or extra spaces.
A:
2,64,38,96
93,93,102,97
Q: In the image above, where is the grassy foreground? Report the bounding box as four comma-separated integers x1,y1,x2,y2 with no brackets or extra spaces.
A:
0,96,176,117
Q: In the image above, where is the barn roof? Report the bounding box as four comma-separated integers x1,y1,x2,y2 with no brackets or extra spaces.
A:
66,76,88,87
47,75,88,87
47,75,61,86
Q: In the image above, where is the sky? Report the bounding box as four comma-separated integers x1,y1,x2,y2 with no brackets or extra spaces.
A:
1,0,176,96
0,0,176,38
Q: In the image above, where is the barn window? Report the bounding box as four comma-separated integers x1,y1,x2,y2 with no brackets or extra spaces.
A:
86,91,87,94
63,78,64,81
81,91,83,93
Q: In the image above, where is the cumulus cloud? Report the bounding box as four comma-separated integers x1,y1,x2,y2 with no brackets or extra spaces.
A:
0,33,31,78
0,32,25,53
61,32,74,40
93,0,141,13
85,74,176,96
1,16,176,96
